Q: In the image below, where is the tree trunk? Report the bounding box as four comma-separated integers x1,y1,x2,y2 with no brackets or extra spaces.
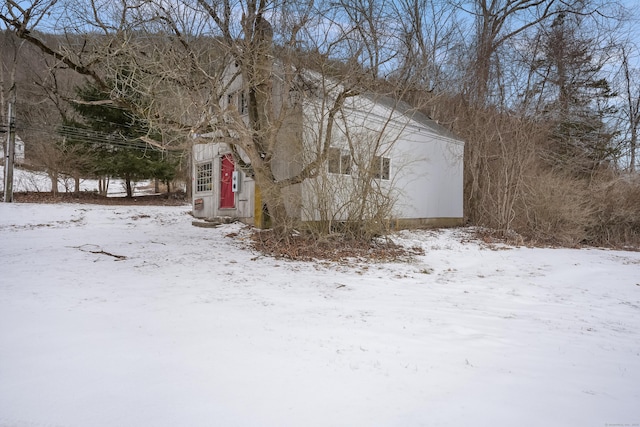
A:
125,176,133,198
472,37,493,104
98,177,109,196
50,170,58,196
265,195,290,239
630,130,637,173
253,164,293,238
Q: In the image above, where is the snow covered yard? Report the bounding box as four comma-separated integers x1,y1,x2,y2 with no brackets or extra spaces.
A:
0,202,639,427
1,165,159,197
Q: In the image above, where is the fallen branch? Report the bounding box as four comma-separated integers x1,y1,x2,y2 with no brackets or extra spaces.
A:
89,249,127,260
73,244,128,260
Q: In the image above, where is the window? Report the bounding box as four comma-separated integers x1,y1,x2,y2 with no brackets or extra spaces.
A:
288,88,301,106
196,162,213,192
227,92,247,115
239,92,248,115
373,156,390,180
328,147,352,175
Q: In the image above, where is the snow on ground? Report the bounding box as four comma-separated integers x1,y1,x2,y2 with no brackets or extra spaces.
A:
1,165,155,197
0,202,639,427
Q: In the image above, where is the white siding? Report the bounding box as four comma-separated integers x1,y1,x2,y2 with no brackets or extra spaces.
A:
300,94,464,222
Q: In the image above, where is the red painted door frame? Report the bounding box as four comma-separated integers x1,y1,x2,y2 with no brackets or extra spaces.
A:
220,154,235,209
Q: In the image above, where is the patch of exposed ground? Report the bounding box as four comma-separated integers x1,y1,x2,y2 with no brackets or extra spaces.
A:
249,229,424,263
11,191,188,206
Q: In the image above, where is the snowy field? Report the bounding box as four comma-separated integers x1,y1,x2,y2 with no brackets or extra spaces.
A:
1,165,155,197
1,201,639,427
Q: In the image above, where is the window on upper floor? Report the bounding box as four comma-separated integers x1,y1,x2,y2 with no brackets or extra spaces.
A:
226,92,247,115
239,92,248,115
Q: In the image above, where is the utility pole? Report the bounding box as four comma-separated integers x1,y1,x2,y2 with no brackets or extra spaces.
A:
3,101,15,203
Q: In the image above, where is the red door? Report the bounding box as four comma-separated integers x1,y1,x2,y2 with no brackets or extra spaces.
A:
220,154,235,209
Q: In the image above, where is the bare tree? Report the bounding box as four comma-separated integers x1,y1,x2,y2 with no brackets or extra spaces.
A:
617,43,640,172
2,0,416,237
392,0,462,94
0,29,23,161
454,0,623,106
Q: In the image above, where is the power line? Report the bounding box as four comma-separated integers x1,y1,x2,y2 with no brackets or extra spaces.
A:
16,122,172,152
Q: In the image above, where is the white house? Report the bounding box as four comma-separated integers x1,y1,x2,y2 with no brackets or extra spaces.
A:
1,135,25,165
192,75,464,229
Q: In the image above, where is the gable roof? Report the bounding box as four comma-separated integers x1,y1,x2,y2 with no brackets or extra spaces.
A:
293,68,462,144
362,94,463,143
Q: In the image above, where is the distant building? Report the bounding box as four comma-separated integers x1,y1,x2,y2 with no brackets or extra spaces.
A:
1,135,25,164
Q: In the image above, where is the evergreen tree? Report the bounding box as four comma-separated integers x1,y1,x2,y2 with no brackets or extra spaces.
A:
529,13,618,174
63,80,177,197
